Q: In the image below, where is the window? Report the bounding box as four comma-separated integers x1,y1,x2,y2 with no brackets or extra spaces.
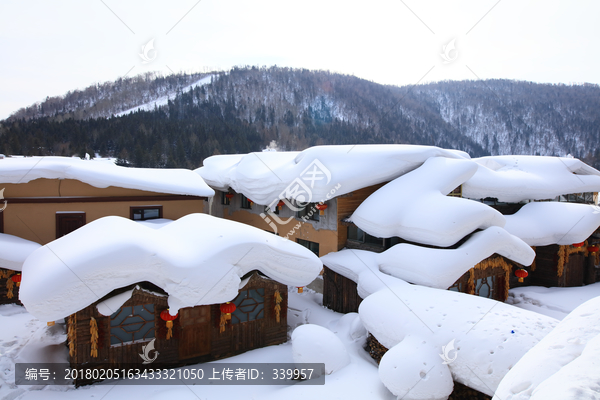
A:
264,205,279,215
110,304,155,346
474,276,495,299
347,225,384,246
231,289,265,324
130,206,163,221
241,195,252,209
297,202,319,221
558,192,595,204
221,191,232,206
297,238,320,256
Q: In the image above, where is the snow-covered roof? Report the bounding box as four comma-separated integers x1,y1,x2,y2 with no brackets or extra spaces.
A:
463,155,600,202
197,145,469,206
360,284,557,399
0,156,214,197
351,156,505,247
504,202,600,246
493,296,600,400
322,226,534,291
19,214,322,321
0,233,41,271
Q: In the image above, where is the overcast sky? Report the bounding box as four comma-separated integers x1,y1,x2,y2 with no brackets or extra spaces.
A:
1,0,598,119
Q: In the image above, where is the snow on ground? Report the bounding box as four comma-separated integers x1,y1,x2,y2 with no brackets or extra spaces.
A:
115,75,215,117
20,214,322,322
1,289,394,400
507,282,600,320
0,156,214,197
359,284,558,399
504,202,600,246
493,296,600,400
463,155,600,202
0,234,41,271
197,145,469,206
351,157,505,247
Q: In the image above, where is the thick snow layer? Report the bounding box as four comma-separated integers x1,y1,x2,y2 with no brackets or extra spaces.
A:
292,324,350,374
197,145,470,205
378,227,535,289
0,233,41,271
0,156,214,197
321,228,533,291
360,284,558,398
379,336,453,400
19,214,322,321
504,202,600,245
507,282,600,320
320,249,410,299
463,156,600,202
352,157,505,246
96,289,134,316
493,296,600,400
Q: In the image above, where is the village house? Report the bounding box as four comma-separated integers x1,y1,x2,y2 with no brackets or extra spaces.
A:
18,214,322,386
0,156,214,304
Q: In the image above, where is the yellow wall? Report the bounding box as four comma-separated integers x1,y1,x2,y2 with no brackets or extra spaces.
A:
1,178,206,244
223,208,339,257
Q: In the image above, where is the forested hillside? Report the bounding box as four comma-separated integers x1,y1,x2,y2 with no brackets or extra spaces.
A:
2,66,599,169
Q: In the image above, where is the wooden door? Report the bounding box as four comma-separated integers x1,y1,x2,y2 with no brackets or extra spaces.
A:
56,213,86,239
565,254,585,286
179,306,211,360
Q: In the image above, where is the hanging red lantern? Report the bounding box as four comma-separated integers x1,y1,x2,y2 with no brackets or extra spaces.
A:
160,309,178,340
515,269,528,283
11,273,22,287
573,242,585,248
225,193,234,200
277,200,285,211
297,286,304,293
315,203,328,215
587,245,599,253
219,302,236,334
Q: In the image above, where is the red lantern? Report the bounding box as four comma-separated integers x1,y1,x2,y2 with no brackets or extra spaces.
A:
573,242,585,248
277,200,285,211
225,193,234,200
588,245,599,253
315,203,328,215
160,309,178,340
297,287,304,293
515,269,528,283
11,274,22,287
220,302,236,315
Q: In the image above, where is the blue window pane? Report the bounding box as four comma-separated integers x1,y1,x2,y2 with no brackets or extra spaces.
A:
110,303,155,346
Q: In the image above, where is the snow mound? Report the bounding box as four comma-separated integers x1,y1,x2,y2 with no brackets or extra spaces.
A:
377,226,535,289
493,295,600,400
463,155,600,202
291,324,350,374
197,145,470,206
0,156,214,197
20,214,322,322
504,202,600,245
359,284,558,397
352,157,505,247
0,233,41,271
379,336,453,400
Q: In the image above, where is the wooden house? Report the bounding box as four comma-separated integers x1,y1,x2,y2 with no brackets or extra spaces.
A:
67,272,287,386
0,156,213,304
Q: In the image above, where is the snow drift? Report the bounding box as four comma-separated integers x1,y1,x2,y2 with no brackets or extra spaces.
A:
19,214,322,322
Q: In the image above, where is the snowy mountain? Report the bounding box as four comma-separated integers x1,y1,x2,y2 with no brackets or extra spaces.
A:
2,67,599,168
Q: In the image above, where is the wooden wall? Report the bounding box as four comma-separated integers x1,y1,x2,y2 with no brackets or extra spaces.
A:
530,245,587,287
336,183,386,251
69,273,288,385
322,266,363,313
0,268,21,305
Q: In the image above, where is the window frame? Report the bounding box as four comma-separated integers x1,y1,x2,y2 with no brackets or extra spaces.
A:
241,195,252,209
109,303,156,346
296,202,319,221
231,288,265,324
297,238,320,256
221,191,232,206
130,206,163,221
